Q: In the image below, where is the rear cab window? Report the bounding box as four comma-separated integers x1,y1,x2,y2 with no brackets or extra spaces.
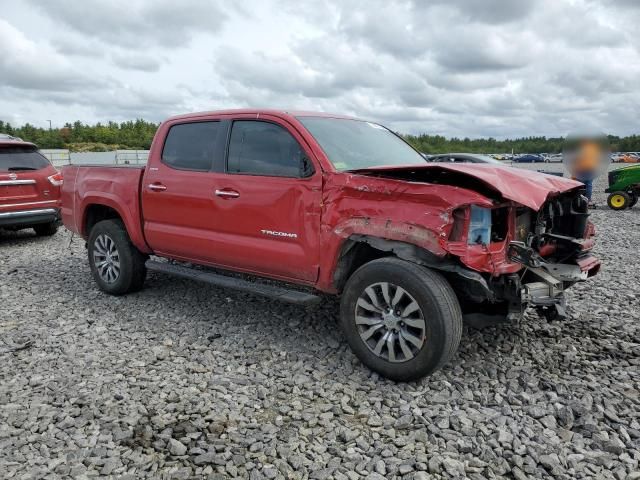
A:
0,145,50,172
161,121,220,171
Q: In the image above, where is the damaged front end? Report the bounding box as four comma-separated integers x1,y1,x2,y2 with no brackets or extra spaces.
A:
505,191,599,320
450,190,600,324
324,163,600,325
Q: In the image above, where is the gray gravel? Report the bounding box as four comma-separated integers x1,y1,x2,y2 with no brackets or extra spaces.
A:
1,163,639,479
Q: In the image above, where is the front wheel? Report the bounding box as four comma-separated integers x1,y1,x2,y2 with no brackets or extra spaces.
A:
340,258,462,382
87,219,147,295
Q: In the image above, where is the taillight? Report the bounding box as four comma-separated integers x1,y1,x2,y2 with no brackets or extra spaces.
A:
48,172,63,186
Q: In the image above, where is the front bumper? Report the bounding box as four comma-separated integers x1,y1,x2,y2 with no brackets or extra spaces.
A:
507,241,600,320
0,208,60,228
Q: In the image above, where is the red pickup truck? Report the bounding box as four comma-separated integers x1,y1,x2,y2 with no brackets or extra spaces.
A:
61,110,600,381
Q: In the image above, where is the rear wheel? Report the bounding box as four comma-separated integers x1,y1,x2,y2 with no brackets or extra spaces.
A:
33,222,58,237
340,257,462,382
87,219,147,295
607,191,630,210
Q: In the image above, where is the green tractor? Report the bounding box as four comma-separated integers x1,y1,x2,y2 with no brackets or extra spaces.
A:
606,164,640,210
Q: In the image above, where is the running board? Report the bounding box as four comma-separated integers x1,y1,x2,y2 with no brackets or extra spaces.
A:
145,260,321,306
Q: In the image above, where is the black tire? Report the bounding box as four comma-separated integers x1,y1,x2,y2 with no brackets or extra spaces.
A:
340,257,463,382
33,222,58,237
87,219,147,295
607,191,630,210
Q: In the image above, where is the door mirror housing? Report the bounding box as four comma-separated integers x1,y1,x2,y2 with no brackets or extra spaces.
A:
300,155,315,178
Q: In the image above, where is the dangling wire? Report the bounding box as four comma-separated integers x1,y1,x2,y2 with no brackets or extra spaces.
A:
67,231,75,252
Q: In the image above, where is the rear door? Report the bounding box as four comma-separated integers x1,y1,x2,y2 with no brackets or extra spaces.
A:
141,119,227,262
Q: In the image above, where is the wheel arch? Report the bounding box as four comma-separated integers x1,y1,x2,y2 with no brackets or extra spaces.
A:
83,204,122,237
79,196,151,253
332,235,494,302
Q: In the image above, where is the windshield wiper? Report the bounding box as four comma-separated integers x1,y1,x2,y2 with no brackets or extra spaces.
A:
7,166,38,171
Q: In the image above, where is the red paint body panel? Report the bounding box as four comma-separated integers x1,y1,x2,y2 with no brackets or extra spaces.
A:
577,254,601,276
61,165,151,253
315,172,498,289
352,163,583,211
0,140,61,218
60,109,595,293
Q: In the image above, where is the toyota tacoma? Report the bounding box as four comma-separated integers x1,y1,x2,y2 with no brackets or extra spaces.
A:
61,110,600,381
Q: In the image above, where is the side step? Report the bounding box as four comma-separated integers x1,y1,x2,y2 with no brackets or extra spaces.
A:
145,260,321,306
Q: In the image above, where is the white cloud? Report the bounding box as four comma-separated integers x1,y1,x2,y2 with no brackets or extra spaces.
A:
112,53,162,73
0,19,103,91
27,0,228,48
1,0,640,138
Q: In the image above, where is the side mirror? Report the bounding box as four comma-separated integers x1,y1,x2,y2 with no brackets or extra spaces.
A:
300,155,315,178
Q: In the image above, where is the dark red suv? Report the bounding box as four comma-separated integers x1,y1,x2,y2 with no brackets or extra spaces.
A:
0,134,62,236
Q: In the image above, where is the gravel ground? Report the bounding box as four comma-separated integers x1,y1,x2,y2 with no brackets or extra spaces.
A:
1,163,638,480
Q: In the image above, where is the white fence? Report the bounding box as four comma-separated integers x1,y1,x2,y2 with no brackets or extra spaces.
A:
40,149,71,167
40,149,150,167
114,150,149,165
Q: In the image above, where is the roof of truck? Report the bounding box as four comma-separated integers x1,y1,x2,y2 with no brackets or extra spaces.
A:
165,109,359,123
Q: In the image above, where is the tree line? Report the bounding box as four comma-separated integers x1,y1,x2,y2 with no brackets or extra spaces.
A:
404,133,640,154
1,119,639,153
0,120,158,151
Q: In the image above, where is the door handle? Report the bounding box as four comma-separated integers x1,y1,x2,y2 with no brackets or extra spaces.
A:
215,189,240,198
148,183,167,192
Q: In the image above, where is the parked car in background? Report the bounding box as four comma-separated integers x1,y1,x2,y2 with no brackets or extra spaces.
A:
546,153,563,163
514,154,544,163
429,153,506,165
617,153,639,163
0,134,62,236
61,109,600,381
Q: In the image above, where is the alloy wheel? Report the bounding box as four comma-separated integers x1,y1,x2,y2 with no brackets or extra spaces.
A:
92,234,121,283
354,282,427,363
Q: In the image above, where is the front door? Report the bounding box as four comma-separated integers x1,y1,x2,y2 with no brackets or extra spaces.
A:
205,118,322,282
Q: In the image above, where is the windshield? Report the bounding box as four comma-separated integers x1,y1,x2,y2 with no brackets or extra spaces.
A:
0,146,50,172
297,117,426,171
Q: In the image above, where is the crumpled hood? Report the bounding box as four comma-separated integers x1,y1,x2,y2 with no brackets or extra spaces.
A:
351,163,583,210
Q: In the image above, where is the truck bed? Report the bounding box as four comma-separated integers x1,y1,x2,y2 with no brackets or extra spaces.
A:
61,165,149,252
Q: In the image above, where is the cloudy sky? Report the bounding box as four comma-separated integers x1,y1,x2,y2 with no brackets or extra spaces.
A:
1,0,639,138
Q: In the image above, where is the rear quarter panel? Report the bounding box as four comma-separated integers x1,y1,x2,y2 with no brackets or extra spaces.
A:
61,165,150,253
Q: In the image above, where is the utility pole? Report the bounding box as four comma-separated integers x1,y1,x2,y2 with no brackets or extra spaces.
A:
46,120,52,131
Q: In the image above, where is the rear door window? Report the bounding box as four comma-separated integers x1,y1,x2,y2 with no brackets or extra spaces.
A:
0,147,50,172
161,121,220,171
227,121,305,177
